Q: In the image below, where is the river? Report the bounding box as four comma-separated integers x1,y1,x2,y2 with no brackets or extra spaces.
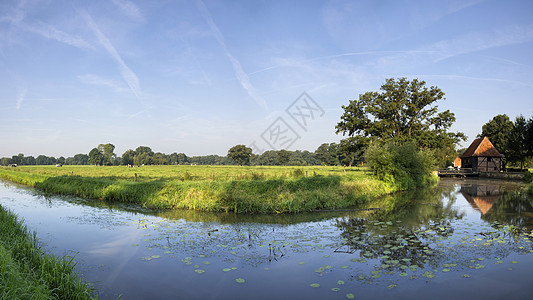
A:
1,178,532,299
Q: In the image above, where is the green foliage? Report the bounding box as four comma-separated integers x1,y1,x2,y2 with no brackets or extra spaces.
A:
480,114,533,168
364,142,436,190
88,148,103,166
480,114,514,168
0,205,96,299
336,78,466,167
315,143,340,166
227,145,252,166
291,168,305,178
507,115,530,169
528,181,533,195
523,171,533,183
98,143,116,165
0,165,396,214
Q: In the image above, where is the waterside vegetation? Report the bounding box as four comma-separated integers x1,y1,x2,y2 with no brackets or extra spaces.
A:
0,165,400,214
0,204,95,299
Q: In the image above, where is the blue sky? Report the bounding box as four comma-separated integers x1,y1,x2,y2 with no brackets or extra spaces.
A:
1,0,532,157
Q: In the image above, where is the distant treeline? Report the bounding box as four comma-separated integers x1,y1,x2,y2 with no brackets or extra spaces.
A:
0,143,353,167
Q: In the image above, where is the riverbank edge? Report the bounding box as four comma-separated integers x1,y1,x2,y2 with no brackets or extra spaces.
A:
0,168,409,213
0,204,96,299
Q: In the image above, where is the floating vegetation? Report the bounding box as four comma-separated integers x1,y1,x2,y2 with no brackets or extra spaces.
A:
4,178,531,299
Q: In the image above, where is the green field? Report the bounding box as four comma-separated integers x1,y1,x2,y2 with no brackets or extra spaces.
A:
8,165,366,181
0,165,398,214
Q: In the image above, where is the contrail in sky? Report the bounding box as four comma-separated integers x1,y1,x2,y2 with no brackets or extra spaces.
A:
16,89,26,110
196,0,268,112
83,13,142,98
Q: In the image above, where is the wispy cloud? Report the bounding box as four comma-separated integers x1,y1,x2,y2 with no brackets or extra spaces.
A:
1,1,92,50
112,0,143,21
83,12,142,98
423,24,533,62
16,89,26,110
196,0,268,111
78,74,129,92
23,21,94,49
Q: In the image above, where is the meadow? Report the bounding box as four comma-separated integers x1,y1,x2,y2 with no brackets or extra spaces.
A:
0,165,398,214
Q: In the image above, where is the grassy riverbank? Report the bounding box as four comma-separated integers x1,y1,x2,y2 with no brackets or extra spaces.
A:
0,204,95,299
0,165,399,213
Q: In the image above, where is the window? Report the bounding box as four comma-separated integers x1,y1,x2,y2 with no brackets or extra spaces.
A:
487,157,492,162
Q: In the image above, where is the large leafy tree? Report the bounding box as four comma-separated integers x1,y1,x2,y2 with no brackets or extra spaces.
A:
336,78,466,165
98,143,116,165
122,149,135,165
227,145,252,166
314,143,339,166
479,114,513,161
88,148,103,165
276,150,292,165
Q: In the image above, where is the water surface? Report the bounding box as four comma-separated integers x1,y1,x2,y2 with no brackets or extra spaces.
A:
1,178,532,299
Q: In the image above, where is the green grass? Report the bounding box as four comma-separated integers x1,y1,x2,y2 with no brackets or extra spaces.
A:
0,204,96,299
0,165,400,213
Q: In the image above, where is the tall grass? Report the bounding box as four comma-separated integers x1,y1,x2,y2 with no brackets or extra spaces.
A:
0,204,96,299
0,166,396,213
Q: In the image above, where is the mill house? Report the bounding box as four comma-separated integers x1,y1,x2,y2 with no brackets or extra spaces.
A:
459,136,502,172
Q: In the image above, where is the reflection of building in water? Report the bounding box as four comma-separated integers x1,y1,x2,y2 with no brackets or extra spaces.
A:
460,184,500,214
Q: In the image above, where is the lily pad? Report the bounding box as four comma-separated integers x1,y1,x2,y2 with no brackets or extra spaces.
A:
310,283,320,288
235,278,245,284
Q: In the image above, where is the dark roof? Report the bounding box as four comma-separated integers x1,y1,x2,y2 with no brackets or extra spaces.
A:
460,137,502,158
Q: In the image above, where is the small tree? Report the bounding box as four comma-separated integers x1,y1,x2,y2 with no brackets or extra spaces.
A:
364,142,435,189
507,115,529,169
227,145,252,166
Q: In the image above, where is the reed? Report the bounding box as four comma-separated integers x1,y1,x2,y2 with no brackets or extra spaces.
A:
0,204,96,299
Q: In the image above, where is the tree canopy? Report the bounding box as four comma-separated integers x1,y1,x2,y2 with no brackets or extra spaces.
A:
227,145,252,166
479,113,533,169
336,78,466,166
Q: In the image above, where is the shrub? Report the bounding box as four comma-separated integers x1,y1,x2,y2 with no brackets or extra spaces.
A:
364,142,436,190
523,170,533,183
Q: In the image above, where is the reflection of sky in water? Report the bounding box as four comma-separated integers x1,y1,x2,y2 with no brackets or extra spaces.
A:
1,179,533,299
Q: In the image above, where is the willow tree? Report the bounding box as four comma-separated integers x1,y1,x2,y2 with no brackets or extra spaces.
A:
336,78,466,166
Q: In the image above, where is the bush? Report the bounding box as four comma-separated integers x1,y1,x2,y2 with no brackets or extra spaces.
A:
523,171,533,183
364,142,436,190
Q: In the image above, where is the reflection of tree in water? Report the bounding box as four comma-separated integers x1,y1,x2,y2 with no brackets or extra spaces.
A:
480,190,533,233
335,185,465,272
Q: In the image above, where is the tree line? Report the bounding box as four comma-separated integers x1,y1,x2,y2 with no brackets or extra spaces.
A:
0,144,343,167
3,78,531,170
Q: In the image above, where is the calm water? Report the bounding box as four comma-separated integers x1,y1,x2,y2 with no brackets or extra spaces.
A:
1,178,533,299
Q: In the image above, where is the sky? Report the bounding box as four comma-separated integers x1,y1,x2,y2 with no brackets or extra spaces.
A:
1,0,532,158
